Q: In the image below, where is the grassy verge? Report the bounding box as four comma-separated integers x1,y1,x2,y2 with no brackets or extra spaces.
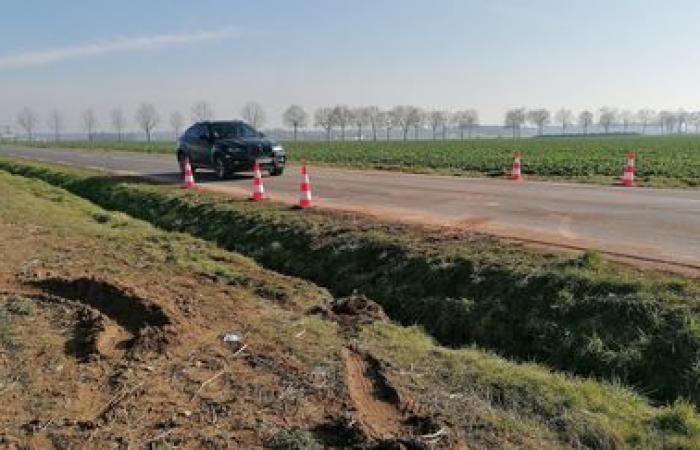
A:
361,323,700,449
4,168,700,448
1,156,700,408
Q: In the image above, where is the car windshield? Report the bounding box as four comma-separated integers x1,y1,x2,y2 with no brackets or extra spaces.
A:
238,123,260,138
210,123,237,139
210,122,260,139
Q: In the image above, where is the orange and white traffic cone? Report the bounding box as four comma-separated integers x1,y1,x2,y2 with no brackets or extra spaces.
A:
298,165,312,208
511,150,523,181
182,157,196,189
620,152,636,186
249,161,265,201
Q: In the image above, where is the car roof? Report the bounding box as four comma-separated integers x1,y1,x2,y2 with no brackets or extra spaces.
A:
196,120,246,126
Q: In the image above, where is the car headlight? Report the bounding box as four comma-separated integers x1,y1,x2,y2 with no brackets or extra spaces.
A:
272,144,284,153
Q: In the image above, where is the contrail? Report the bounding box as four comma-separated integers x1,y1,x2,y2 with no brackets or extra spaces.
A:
0,27,240,69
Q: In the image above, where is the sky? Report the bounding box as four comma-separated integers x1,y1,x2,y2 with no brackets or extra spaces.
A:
1,0,700,131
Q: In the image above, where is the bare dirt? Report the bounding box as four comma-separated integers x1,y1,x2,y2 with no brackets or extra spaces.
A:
0,176,467,449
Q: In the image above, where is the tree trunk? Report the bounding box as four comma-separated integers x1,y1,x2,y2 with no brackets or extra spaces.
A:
293,124,298,141
432,127,437,140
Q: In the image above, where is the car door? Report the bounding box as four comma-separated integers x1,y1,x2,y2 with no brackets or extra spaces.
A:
190,124,213,167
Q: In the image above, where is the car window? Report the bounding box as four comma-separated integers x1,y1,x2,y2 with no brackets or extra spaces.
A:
184,126,197,140
210,123,237,139
237,123,260,138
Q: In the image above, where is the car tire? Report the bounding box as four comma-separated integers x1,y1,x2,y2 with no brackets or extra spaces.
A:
214,156,230,180
269,167,284,176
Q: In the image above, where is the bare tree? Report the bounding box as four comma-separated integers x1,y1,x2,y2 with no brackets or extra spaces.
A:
676,109,689,134
365,106,383,141
331,105,351,141
504,108,526,139
110,108,126,142
453,109,479,139
16,108,38,141
351,107,370,140
410,107,425,140
527,108,551,136
598,107,617,134
314,107,334,141
383,110,394,140
658,110,677,135
389,106,411,141
135,103,160,143
169,111,185,140
82,108,98,142
282,105,308,141
619,109,634,133
428,110,448,140
689,111,700,133
47,109,63,142
191,101,214,122
578,110,593,135
636,109,655,134
554,108,573,134
241,101,266,129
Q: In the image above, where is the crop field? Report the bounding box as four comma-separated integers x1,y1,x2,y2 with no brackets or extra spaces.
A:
9,134,700,187
2,157,700,448
288,135,700,187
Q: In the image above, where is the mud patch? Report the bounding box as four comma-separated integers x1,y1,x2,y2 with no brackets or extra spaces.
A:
309,294,387,328
31,277,174,355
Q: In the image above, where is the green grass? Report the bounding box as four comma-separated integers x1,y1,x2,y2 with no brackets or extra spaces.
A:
9,135,700,187
1,156,700,409
361,322,700,449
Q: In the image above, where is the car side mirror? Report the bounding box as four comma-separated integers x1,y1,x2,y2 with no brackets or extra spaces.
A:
259,132,265,138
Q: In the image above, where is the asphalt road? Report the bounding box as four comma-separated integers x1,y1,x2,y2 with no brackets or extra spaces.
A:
2,145,699,273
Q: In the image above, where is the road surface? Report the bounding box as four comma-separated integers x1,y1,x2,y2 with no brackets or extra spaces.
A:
1,145,699,274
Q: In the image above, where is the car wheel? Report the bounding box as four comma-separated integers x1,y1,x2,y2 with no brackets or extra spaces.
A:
214,157,229,180
269,167,284,176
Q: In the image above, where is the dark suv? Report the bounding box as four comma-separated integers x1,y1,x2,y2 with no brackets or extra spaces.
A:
176,120,286,179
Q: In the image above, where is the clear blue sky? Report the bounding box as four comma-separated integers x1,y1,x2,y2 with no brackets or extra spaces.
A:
1,0,699,130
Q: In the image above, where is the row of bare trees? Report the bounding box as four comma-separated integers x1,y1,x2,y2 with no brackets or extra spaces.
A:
284,105,480,141
12,101,266,143
503,107,700,138
13,102,700,142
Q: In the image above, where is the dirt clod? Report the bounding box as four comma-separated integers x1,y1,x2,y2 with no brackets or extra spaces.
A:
309,294,387,328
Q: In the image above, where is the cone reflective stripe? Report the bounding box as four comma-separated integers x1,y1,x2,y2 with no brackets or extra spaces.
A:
511,150,523,181
182,157,196,189
620,152,636,186
249,161,265,201
299,165,312,208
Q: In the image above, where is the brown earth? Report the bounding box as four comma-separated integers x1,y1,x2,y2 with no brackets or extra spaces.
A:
0,175,465,449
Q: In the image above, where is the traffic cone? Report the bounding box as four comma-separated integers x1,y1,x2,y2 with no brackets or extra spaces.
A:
511,150,523,181
620,152,636,186
298,165,312,208
182,157,196,189
249,161,265,201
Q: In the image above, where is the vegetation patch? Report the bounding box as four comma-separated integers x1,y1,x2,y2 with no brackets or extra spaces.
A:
1,156,700,408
